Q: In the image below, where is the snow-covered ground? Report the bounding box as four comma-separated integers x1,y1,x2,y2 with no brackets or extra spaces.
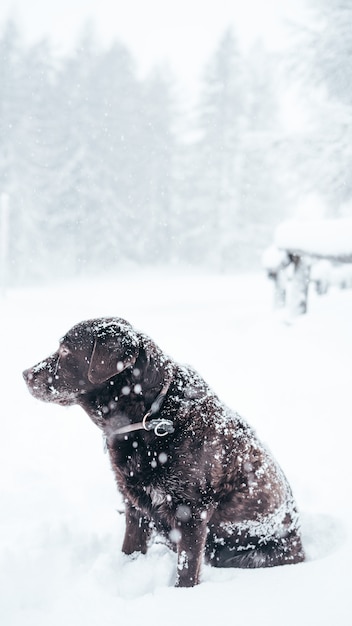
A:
1,270,351,625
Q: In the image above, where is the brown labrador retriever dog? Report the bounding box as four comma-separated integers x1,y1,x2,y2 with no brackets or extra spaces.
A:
23,317,304,586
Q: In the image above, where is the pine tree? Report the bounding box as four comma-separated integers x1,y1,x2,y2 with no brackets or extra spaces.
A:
53,28,103,275
0,19,22,196
238,41,287,266
191,28,246,269
84,39,145,268
286,0,352,213
139,67,176,263
306,0,352,107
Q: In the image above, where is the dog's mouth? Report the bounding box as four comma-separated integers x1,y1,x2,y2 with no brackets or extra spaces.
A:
23,368,37,393
23,369,58,400
22,368,82,406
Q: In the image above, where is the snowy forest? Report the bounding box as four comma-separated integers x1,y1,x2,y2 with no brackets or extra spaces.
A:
1,0,352,285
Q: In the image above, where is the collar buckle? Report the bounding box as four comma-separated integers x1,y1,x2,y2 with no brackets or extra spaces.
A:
143,417,175,437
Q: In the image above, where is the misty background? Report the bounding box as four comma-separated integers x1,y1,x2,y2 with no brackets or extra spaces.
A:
0,0,351,286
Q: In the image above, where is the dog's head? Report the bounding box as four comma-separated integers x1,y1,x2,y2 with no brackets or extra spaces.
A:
23,317,140,406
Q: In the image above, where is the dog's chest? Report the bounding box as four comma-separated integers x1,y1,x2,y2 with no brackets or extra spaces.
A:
111,441,171,503
143,484,165,507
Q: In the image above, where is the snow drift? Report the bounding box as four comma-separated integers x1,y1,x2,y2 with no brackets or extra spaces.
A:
0,271,351,625
275,218,352,259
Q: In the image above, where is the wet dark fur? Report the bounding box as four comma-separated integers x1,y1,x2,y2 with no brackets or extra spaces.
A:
23,317,305,586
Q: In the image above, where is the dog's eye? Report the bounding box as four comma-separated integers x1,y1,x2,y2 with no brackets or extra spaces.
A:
59,345,70,357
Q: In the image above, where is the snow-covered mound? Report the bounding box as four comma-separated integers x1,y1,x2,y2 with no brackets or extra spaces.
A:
275,218,352,259
261,245,289,272
0,271,351,625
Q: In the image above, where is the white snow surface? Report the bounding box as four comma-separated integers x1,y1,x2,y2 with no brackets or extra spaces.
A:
275,218,352,257
1,270,351,625
261,245,289,271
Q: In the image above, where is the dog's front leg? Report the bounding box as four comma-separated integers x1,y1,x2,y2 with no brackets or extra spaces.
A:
175,517,207,587
122,504,151,555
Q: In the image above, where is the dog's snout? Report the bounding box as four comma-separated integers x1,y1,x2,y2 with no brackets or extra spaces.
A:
23,368,33,383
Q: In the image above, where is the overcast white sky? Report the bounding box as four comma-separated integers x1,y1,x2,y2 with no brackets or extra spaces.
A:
0,0,305,89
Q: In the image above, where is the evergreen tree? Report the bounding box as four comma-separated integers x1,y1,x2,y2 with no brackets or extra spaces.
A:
16,39,61,282
0,19,22,196
286,0,352,213
54,28,105,275
139,67,176,262
86,39,145,268
306,0,352,107
239,41,287,266
191,29,246,269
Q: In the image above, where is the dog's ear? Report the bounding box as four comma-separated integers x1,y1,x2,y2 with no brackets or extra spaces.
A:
88,322,139,385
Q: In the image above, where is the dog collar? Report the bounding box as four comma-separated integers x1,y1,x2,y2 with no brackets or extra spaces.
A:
107,414,174,438
103,374,175,450
102,411,174,452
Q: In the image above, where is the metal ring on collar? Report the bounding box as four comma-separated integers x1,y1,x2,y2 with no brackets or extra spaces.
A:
154,420,171,437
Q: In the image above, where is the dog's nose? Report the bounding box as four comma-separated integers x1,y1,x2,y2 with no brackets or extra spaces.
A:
22,368,33,383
